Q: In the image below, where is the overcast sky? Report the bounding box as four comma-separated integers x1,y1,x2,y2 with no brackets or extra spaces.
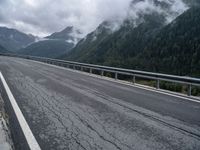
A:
0,0,187,37
0,0,133,37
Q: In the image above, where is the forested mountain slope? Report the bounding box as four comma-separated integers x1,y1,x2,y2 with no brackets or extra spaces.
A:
137,6,200,77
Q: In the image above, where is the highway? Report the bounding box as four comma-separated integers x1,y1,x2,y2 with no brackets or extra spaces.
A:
0,56,200,150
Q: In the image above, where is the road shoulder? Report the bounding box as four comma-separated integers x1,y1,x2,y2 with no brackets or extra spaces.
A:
0,95,14,150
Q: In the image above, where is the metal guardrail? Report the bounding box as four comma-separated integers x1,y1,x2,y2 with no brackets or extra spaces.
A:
1,53,200,96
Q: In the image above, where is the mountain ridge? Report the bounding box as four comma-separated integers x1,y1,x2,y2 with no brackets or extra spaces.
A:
18,39,73,58
18,26,79,58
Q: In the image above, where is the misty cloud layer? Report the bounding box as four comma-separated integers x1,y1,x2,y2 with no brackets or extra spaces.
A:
127,0,188,26
0,0,188,37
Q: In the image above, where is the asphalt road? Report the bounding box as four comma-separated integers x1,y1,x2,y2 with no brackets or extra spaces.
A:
0,56,200,150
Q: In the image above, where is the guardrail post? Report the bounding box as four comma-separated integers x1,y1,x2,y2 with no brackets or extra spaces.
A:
188,84,192,96
115,72,118,80
89,68,92,74
133,75,136,84
101,70,104,76
81,66,83,71
156,79,160,89
73,65,75,70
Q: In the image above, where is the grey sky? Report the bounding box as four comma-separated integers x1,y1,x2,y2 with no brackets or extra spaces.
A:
0,0,187,37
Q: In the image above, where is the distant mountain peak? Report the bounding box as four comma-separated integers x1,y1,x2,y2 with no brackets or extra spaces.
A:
63,26,73,31
46,26,82,45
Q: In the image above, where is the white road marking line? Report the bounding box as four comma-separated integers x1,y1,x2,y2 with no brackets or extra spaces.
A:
6,57,200,104
0,72,41,150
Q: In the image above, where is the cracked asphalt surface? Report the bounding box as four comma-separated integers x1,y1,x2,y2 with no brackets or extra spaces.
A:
0,56,200,150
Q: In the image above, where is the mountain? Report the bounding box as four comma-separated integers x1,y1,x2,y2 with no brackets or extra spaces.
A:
0,26,36,52
61,0,188,65
62,21,115,62
136,6,200,77
18,39,73,58
62,13,165,66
